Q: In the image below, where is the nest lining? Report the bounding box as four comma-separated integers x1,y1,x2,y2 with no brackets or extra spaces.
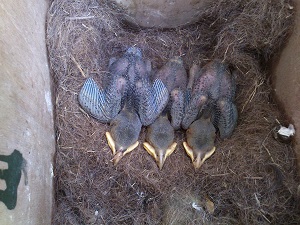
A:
47,0,300,224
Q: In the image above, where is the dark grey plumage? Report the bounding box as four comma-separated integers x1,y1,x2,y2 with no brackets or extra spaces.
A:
182,60,238,139
79,47,169,164
109,46,169,126
153,56,188,129
143,57,187,169
136,78,169,126
78,46,169,125
78,76,126,123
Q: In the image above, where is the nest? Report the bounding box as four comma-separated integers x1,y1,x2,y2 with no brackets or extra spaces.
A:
47,0,300,224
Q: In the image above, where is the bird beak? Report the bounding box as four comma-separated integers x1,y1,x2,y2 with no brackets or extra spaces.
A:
111,141,139,165
143,142,177,170
106,132,116,155
112,151,123,165
183,142,216,169
106,132,139,165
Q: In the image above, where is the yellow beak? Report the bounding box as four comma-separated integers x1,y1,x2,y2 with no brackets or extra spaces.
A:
183,142,216,169
106,131,139,165
143,142,177,170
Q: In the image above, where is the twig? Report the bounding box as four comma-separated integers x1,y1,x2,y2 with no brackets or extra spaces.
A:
242,78,264,112
259,210,271,224
66,16,95,20
262,129,275,163
210,173,231,177
244,177,263,180
70,55,86,78
262,144,275,163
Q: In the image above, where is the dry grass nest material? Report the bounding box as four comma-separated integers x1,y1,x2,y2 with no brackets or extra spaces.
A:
47,0,300,224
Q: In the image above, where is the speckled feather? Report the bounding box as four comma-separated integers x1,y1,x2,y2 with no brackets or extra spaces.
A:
79,47,169,125
153,57,188,129
78,77,124,123
137,79,169,126
182,60,238,138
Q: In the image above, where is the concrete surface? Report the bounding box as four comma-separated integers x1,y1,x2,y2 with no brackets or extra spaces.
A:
273,1,300,171
0,1,55,224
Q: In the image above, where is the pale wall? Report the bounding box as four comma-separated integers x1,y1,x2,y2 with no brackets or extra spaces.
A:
273,1,300,171
0,1,55,225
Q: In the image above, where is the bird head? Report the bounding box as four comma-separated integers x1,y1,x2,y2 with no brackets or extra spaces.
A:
143,116,177,169
183,118,216,169
105,110,142,165
125,46,142,58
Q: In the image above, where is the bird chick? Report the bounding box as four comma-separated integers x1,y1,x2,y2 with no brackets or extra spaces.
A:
104,47,145,164
143,57,187,169
80,46,168,126
183,113,216,169
182,60,238,139
79,47,169,165
106,105,142,165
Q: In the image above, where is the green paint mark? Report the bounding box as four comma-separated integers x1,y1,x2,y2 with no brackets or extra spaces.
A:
0,149,26,210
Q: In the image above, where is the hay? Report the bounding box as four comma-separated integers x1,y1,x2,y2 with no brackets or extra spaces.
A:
46,0,300,224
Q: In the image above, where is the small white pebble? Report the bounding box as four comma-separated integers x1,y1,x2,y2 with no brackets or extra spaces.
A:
192,202,203,211
278,124,295,137
287,4,294,10
95,210,99,216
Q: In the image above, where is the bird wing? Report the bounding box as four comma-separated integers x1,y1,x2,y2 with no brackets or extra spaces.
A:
213,99,238,139
182,93,208,130
138,79,169,126
78,78,121,123
219,70,236,100
170,88,185,130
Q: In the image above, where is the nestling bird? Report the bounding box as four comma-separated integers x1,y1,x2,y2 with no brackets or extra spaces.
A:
153,57,187,129
182,60,238,139
106,47,169,164
143,57,187,169
79,47,169,164
183,108,216,169
79,46,169,125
